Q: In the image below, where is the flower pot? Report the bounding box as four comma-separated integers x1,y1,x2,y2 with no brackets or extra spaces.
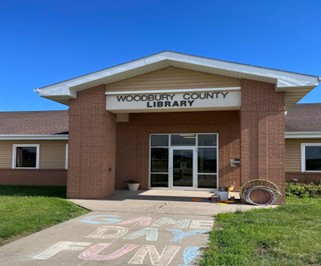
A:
127,183,140,191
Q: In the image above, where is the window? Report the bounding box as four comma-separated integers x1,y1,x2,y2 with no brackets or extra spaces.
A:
150,135,169,187
197,134,218,188
151,135,168,146
301,144,321,172
171,134,196,146
13,144,40,169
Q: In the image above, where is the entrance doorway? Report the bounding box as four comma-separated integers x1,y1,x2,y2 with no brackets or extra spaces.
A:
171,147,196,189
150,133,218,190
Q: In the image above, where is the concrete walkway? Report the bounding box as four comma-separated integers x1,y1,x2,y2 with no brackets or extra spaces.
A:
0,190,274,266
70,189,271,216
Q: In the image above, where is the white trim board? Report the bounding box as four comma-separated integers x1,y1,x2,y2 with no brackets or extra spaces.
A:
65,144,68,170
285,132,321,139
0,134,69,140
36,51,320,106
105,87,241,95
1,132,321,140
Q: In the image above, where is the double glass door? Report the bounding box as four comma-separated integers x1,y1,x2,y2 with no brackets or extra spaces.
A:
150,134,218,190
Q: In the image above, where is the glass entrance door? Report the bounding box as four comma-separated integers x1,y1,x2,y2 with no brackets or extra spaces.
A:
170,148,196,189
150,134,218,190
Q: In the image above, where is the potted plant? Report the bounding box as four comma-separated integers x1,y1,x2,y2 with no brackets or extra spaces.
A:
126,179,140,191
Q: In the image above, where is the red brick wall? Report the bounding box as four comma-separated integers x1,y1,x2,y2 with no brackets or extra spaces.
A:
286,172,321,184
68,85,116,199
65,79,286,203
116,111,241,190
240,79,285,203
0,169,66,186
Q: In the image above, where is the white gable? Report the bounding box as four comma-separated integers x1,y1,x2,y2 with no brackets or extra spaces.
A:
36,51,320,107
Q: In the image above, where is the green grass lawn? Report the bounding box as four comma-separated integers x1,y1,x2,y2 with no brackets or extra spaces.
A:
200,197,321,266
0,186,88,246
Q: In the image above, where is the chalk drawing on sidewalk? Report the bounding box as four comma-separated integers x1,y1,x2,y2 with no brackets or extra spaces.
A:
152,218,190,229
123,227,158,241
178,246,201,266
79,243,138,261
128,245,180,266
33,214,214,265
190,220,214,230
81,214,121,224
87,226,129,239
33,241,91,260
118,216,152,226
168,229,207,242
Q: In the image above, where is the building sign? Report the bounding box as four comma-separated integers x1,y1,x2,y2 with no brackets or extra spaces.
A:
106,87,241,112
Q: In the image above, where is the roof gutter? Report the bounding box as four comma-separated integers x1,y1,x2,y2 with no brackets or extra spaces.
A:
0,134,69,140
285,132,321,139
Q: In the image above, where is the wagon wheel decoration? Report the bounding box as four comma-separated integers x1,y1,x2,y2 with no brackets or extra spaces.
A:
240,179,282,206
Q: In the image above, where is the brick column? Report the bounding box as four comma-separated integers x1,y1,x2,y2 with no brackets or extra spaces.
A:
240,80,285,202
67,85,116,199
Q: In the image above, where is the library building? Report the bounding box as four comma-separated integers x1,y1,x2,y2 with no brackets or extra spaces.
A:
0,51,320,203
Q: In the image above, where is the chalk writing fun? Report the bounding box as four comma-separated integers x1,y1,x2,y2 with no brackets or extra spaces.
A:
33,214,214,265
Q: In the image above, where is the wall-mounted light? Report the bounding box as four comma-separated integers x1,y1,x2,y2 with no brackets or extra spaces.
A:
230,158,240,167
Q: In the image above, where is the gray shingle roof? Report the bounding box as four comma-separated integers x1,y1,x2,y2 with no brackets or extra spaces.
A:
285,103,321,132
0,110,68,134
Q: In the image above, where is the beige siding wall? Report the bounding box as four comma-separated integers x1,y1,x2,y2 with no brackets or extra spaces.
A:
106,67,240,92
285,139,321,172
0,140,67,169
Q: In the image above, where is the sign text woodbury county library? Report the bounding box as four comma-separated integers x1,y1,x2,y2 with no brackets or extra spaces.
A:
106,87,241,112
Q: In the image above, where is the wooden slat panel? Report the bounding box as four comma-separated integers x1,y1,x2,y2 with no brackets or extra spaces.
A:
285,140,301,172
40,141,67,169
0,141,12,168
0,140,67,169
285,139,321,172
107,67,240,92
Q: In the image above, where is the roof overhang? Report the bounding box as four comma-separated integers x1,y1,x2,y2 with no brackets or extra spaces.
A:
0,134,69,140
285,132,321,139
36,51,320,107
3,132,321,140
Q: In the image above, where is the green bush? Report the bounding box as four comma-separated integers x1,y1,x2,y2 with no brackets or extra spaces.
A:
286,183,321,198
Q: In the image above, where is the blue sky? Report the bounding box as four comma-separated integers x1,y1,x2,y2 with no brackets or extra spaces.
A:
0,0,320,111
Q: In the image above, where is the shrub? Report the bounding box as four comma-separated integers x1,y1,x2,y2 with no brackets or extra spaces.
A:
286,183,321,198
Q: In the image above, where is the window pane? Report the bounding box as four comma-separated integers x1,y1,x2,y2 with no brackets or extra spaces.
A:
198,134,217,146
198,148,217,173
16,147,37,167
151,135,168,146
198,174,217,188
171,134,196,146
151,174,168,187
151,148,168,172
306,146,321,171
173,149,193,187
